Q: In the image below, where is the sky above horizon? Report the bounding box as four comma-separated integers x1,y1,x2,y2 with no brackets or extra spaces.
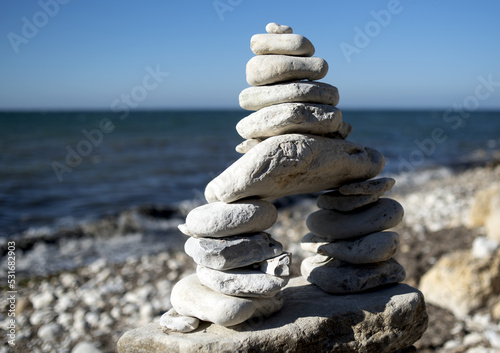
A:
1,0,500,110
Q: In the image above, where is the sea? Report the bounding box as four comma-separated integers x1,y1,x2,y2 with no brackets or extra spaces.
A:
2,109,500,238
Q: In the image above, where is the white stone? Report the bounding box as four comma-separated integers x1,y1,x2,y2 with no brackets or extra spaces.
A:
31,291,55,310
246,55,328,86
301,231,399,264
236,103,350,140
37,323,61,341
306,198,404,240
159,308,199,333
235,139,261,153
339,177,396,195
301,255,406,293
259,252,291,276
184,232,283,270
239,81,339,111
472,236,500,259
197,265,289,298
179,200,277,238
251,33,314,56
205,134,384,203
265,22,293,34
72,342,103,353
170,274,283,327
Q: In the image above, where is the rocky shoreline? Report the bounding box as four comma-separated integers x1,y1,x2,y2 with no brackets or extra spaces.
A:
1,161,500,352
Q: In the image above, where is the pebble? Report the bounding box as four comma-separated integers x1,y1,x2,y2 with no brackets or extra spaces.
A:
307,198,404,240
178,200,277,238
259,252,291,276
170,274,283,326
301,255,406,293
71,342,103,353
265,22,293,34
339,177,395,195
317,190,379,212
236,103,350,140
246,55,328,86
235,138,261,153
159,308,199,333
31,291,55,310
197,265,289,297
205,134,384,203
251,33,314,56
471,236,500,259
239,81,339,111
184,232,283,270
37,322,62,341
301,231,399,264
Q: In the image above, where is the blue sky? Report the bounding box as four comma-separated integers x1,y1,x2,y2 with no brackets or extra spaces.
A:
1,0,499,110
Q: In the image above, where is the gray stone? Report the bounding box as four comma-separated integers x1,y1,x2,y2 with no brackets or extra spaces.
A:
339,177,396,195
178,200,277,238
205,134,385,203
236,103,351,140
246,55,328,86
317,189,379,211
251,33,314,56
259,252,291,276
266,22,293,34
170,274,283,327
118,277,428,353
197,265,289,298
301,231,400,264
184,232,283,270
159,308,199,333
235,139,261,153
307,198,404,240
301,255,406,293
239,81,339,111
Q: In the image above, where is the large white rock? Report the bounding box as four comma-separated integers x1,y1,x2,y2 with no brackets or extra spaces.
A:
306,198,404,240
246,55,328,86
170,274,283,327
239,81,339,111
184,232,283,270
197,265,289,298
265,22,293,34
236,103,350,140
205,134,385,203
178,200,277,238
251,33,314,56
301,255,406,293
301,231,400,264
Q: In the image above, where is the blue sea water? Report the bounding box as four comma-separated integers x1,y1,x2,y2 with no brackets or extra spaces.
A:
1,109,499,237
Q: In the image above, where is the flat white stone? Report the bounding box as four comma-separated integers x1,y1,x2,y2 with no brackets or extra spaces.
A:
179,200,277,238
246,55,328,86
251,33,314,56
239,81,339,111
184,232,283,270
301,231,400,264
159,308,199,333
170,274,283,327
316,190,379,211
301,255,406,293
259,252,291,276
339,177,395,195
236,103,351,140
197,265,289,298
205,134,385,203
306,198,404,240
235,139,261,153
265,22,293,34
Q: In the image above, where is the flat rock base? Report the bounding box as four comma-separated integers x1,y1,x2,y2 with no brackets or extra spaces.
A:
117,277,427,353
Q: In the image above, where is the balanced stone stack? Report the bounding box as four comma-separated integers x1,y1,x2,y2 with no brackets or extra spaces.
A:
301,178,407,293
164,22,401,330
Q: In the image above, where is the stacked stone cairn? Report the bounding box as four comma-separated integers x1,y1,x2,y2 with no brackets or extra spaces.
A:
161,22,406,332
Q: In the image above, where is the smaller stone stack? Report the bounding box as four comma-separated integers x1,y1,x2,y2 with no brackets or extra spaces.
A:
301,178,407,293
166,198,291,329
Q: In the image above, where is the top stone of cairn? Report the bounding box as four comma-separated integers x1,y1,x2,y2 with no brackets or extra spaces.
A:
266,22,293,34
251,23,315,57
